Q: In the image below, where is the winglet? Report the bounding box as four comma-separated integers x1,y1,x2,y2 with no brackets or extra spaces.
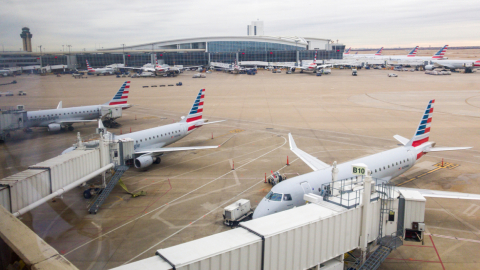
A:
57,101,62,109
289,133,297,150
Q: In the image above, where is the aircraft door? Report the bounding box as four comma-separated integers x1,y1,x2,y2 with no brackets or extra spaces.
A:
300,181,313,194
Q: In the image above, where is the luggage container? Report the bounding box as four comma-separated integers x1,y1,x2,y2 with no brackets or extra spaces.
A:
0,169,49,213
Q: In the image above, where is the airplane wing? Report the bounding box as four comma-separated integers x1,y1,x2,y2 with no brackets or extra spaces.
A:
288,133,331,171
396,187,480,201
135,145,220,156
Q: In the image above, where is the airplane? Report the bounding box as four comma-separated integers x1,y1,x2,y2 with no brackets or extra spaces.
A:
0,69,14,76
284,51,332,74
65,88,225,169
26,81,131,132
86,60,115,75
426,59,480,73
344,48,351,55
253,100,478,219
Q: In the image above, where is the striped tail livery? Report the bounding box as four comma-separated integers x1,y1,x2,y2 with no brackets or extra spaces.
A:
407,46,419,57
344,47,351,54
86,60,94,72
375,47,384,56
432,45,448,59
182,89,205,131
104,81,131,108
393,100,471,160
407,99,434,148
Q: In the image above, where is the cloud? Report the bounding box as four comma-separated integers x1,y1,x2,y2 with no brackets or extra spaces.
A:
1,0,478,52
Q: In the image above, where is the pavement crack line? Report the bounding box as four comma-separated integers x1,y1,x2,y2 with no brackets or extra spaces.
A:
64,134,287,258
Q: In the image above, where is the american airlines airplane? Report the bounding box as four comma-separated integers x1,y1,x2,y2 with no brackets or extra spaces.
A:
78,88,224,169
253,100,479,219
285,51,332,74
26,81,131,132
86,60,115,75
427,59,480,72
343,47,351,55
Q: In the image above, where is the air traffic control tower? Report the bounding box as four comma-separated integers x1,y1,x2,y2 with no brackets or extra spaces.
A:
20,27,33,52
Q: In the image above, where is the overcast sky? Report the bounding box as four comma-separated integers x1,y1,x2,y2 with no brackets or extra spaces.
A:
1,0,479,52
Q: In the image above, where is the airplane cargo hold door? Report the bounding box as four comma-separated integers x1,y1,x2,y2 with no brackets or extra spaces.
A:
300,181,313,194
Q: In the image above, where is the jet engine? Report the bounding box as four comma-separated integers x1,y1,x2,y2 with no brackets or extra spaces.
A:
134,156,154,169
47,123,61,132
425,65,435,70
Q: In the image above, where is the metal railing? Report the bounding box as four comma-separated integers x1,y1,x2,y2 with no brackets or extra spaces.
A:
320,176,383,209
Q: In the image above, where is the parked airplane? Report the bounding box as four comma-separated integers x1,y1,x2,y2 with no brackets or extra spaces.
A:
82,88,224,169
86,60,115,75
344,48,351,55
285,51,332,74
426,59,480,73
26,81,131,132
253,100,477,219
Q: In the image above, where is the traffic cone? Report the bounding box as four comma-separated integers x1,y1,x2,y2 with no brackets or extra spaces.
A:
286,156,290,165
441,158,444,167
265,173,267,183
120,129,122,134
232,161,234,170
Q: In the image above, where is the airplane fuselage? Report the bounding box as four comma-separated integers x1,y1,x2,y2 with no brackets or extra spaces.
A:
253,145,420,218
115,121,199,153
26,105,102,128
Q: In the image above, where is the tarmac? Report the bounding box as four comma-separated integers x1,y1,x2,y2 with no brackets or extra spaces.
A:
0,66,480,270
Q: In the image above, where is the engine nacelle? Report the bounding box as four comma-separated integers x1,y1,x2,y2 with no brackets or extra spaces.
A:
425,65,435,70
47,123,61,132
134,156,154,169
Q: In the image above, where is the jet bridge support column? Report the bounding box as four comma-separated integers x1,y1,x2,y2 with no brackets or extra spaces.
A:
360,169,373,264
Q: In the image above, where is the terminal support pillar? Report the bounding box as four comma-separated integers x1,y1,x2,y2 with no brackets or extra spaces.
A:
360,170,373,264
331,161,338,196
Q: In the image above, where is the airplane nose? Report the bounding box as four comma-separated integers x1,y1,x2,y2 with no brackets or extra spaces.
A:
252,200,270,219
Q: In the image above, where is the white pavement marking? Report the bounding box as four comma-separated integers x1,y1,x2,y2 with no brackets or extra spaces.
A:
124,157,298,265
426,207,480,234
64,135,287,257
427,233,480,244
463,204,480,217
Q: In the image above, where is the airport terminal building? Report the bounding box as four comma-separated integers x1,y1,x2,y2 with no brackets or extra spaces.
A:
0,35,345,70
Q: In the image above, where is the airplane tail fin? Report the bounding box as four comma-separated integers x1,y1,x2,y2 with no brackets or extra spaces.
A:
432,45,448,59
180,89,205,127
407,46,419,57
375,47,384,56
104,81,130,106
405,99,435,148
86,60,94,71
313,50,318,64
474,59,480,67
355,52,358,55
155,54,158,65
344,48,351,54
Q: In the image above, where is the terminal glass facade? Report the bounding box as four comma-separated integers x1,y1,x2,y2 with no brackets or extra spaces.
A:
158,52,208,66
76,54,124,69
208,41,305,53
41,55,67,66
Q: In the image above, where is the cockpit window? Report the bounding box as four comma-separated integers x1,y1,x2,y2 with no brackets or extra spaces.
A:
265,191,283,201
283,194,292,201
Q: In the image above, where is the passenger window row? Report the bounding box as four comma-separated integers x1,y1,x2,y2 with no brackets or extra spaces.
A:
29,109,99,119
135,130,182,144
374,159,410,173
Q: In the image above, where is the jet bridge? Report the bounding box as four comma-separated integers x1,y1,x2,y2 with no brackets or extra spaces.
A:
0,106,27,142
0,130,135,216
112,173,426,270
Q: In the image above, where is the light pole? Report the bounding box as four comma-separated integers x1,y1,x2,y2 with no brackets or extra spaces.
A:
121,44,125,54
67,45,72,55
38,45,42,55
